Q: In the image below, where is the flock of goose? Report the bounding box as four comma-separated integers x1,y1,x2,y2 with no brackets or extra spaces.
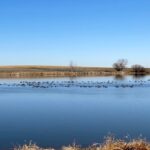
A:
0,79,150,89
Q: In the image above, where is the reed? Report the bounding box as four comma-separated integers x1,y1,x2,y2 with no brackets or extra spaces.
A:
14,137,150,150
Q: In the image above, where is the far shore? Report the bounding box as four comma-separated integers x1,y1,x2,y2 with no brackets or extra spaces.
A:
0,66,149,78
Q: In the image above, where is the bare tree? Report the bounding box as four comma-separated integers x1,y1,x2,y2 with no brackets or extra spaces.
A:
131,64,146,74
113,59,128,71
69,61,75,72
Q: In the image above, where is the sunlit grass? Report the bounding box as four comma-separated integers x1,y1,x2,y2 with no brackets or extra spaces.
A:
14,137,150,150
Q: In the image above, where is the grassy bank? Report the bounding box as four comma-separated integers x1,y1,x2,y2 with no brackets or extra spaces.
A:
14,137,150,150
0,66,149,78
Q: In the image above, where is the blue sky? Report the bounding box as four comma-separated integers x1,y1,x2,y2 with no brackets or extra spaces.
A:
0,0,150,67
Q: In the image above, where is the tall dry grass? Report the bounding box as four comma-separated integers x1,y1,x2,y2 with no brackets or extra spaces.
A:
14,137,150,150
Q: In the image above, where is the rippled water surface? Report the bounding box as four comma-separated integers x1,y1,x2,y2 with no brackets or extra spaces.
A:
0,76,150,149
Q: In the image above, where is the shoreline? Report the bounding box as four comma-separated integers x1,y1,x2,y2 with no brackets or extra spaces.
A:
14,137,150,150
0,66,149,78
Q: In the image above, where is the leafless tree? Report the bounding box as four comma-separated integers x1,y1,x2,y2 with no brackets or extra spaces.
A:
131,64,146,73
113,59,128,71
69,61,76,72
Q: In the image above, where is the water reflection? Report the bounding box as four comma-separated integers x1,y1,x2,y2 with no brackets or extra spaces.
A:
114,75,125,81
132,74,146,79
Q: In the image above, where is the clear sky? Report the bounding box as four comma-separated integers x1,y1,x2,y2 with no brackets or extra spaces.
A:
0,0,150,67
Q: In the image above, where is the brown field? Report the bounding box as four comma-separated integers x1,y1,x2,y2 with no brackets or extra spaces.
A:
0,66,149,78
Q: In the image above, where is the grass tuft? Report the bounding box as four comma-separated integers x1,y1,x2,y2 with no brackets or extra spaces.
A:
14,137,150,150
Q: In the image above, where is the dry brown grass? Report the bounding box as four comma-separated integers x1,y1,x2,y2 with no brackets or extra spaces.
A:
0,65,149,78
14,137,150,150
14,143,54,150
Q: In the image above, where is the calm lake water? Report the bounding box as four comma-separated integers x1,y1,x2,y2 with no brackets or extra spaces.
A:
0,76,150,149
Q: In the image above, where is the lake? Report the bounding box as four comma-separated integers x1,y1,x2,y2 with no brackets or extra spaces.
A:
0,75,150,149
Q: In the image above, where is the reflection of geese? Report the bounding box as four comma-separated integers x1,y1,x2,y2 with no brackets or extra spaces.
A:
130,85,134,88
103,85,108,88
95,84,101,88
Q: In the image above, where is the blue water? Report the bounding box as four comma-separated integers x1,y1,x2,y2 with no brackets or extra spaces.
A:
0,76,150,149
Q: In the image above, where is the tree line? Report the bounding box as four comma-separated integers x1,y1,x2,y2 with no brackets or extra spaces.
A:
113,59,147,74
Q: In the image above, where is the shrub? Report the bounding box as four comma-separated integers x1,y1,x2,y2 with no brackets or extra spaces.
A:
113,59,128,71
131,64,146,74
